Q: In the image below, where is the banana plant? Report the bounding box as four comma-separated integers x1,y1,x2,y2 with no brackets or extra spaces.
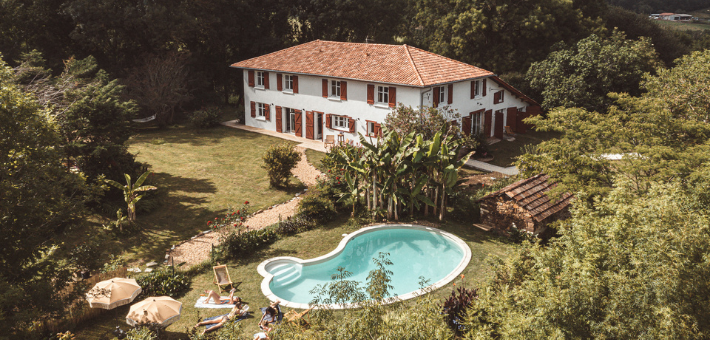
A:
105,171,157,221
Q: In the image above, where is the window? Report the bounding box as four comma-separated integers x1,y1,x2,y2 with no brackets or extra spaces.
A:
333,115,348,129
256,71,264,87
472,111,483,135
331,80,341,97
494,90,505,104
377,86,389,104
257,103,266,117
367,121,376,136
285,75,293,91
472,80,481,97
438,87,445,104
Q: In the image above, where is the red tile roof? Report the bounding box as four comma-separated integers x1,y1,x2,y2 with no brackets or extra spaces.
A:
231,40,494,87
480,174,573,222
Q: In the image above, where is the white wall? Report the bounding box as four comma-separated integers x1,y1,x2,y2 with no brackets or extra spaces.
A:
243,70,532,141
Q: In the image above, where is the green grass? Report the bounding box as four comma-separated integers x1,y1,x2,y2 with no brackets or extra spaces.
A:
304,149,328,173
486,130,561,167
61,125,305,267
654,19,710,31
73,217,513,339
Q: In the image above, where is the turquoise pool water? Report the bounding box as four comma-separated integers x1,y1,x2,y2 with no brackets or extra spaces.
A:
264,227,467,305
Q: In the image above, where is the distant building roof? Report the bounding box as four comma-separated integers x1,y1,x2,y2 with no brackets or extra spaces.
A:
480,174,574,222
659,12,674,16
231,40,494,87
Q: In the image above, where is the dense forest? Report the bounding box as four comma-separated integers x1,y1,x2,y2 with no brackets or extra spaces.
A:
2,0,710,338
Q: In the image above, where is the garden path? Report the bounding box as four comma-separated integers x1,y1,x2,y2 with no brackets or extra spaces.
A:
169,146,322,266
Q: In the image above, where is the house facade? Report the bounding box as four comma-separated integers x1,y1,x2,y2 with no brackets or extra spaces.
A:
231,40,540,143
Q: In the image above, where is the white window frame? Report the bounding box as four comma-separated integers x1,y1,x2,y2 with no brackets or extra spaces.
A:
256,71,264,87
257,103,266,118
367,121,376,137
377,86,389,104
330,80,341,97
438,86,445,103
472,112,483,135
333,115,348,130
285,75,293,91
472,80,481,97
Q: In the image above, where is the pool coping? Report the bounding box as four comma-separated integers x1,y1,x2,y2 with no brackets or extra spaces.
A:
256,224,472,310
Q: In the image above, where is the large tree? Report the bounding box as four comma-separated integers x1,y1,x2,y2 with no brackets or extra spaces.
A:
0,58,91,336
526,30,661,112
518,49,710,198
463,180,710,338
409,0,606,75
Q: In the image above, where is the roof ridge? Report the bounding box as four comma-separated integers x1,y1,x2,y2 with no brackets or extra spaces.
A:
407,45,492,75
404,45,424,86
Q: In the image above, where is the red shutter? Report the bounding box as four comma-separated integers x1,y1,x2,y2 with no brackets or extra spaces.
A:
294,110,302,137
248,70,255,87
507,107,518,133
264,104,270,120
482,79,487,96
293,76,299,93
264,72,270,89
275,106,282,132
462,116,471,136
433,87,440,108
250,101,256,118
306,111,314,139
277,74,283,91
374,123,382,137
325,114,332,129
388,87,396,108
448,84,453,104
322,79,328,98
484,110,492,137
471,81,475,99
494,111,504,138
348,117,356,133
367,84,375,104
341,81,347,101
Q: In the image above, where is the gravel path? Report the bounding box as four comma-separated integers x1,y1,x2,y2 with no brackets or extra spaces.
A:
170,147,322,266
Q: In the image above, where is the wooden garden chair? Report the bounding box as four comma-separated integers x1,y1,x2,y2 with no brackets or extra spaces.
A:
504,126,516,136
212,264,233,294
324,135,335,148
285,307,313,329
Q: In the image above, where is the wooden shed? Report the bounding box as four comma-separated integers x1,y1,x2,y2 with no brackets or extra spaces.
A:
476,174,573,235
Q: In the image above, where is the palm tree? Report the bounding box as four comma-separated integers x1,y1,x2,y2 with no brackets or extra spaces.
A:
105,171,157,222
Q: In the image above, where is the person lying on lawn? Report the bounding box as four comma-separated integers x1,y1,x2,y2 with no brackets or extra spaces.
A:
194,303,249,334
259,300,281,332
204,288,240,304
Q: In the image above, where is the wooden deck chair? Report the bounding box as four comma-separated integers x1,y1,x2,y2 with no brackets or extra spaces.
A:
212,265,233,293
324,135,335,148
285,307,313,329
504,126,516,136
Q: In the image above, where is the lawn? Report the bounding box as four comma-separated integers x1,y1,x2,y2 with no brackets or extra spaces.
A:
61,124,305,267
304,149,328,173
485,129,561,167
654,19,710,31
73,217,513,339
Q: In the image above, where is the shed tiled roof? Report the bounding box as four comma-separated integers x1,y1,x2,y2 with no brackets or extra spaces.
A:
230,40,494,87
481,174,573,222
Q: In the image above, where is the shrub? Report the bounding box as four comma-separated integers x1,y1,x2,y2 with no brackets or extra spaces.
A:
189,106,222,128
441,284,478,335
448,188,480,224
205,202,251,232
298,189,337,222
219,228,278,260
262,143,301,187
125,327,158,340
135,269,190,298
276,215,316,235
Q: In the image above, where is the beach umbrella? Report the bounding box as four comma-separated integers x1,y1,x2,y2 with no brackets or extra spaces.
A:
86,278,142,309
126,296,182,328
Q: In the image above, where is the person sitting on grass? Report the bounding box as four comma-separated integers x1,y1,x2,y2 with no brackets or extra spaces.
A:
194,302,250,334
258,300,281,332
253,332,270,340
204,288,240,304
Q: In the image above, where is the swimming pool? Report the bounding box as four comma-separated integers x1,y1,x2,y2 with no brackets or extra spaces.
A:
257,224,471,309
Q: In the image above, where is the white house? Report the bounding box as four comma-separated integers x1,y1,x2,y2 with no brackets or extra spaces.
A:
230,40,541,143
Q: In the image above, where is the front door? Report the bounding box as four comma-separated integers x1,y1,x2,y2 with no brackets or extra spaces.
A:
294,110,303,137
306,111,314,140
316,113,323,140
494,110,504,138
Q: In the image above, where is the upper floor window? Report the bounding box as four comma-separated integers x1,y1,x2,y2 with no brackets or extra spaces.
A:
333,115,348,129
472,80,481,97
377,86,389,104
438,86,446,104
256,71,264,87
494,90,505,104
257,103,266,117
285,75,293,91
331,80,341,97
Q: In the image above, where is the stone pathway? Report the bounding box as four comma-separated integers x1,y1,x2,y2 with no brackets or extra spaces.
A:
465,159,519,176
169,147,322,266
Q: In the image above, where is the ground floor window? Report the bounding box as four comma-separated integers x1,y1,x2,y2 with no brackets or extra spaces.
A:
285,108,296,132
257,103,266,118
333,115,348,129
472,111,483,135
